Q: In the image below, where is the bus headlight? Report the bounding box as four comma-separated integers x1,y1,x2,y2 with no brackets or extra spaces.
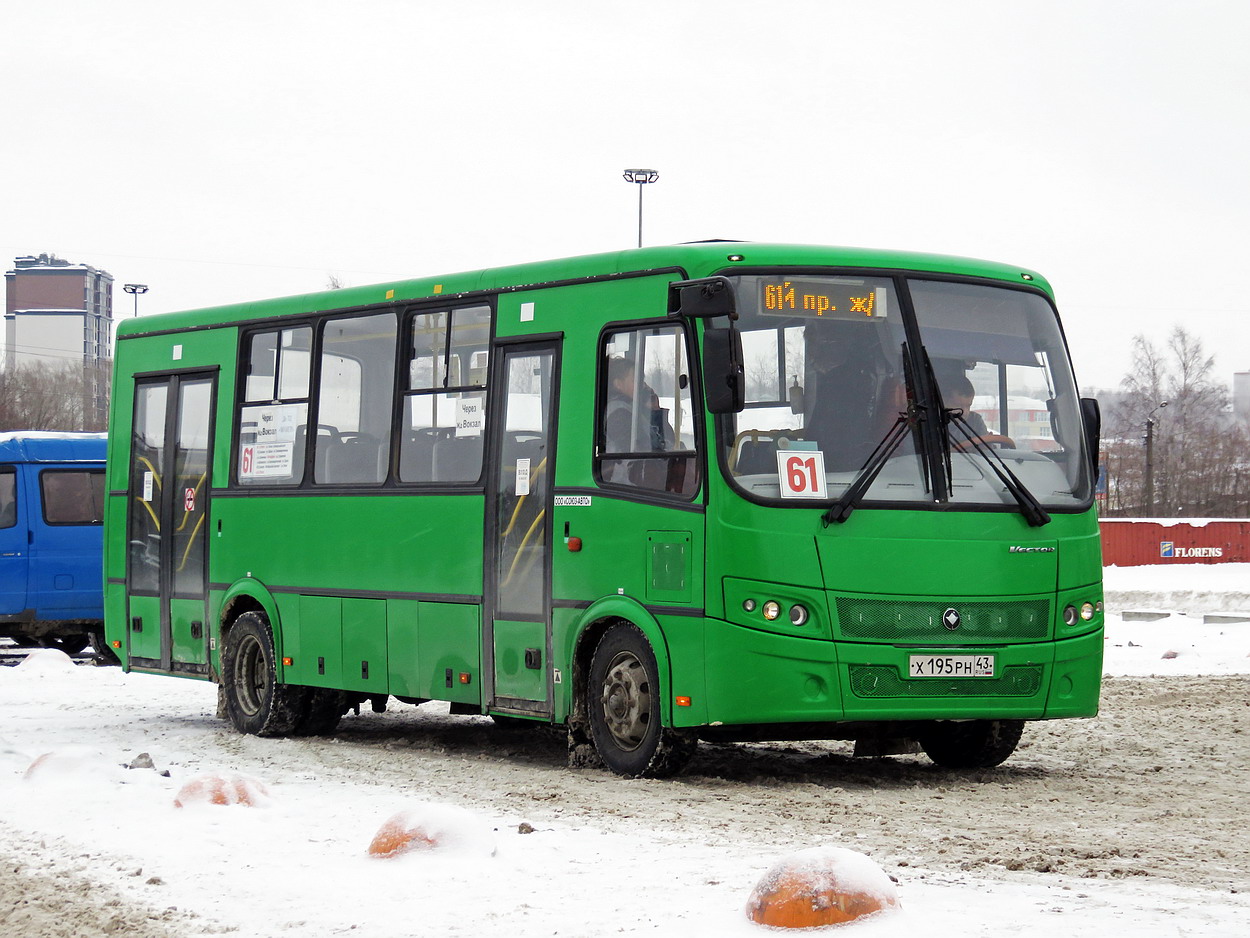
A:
762,601,781,621
789,604,809,626
1062,605,1078,626
742,599,757,613
1080,602,1096,621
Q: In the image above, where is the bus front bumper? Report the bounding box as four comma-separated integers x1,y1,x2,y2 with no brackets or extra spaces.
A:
693,620,1103,729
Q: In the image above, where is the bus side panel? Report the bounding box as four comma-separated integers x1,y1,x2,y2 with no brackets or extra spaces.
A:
416,601,481,705
386,598,421,698
702,622,844,726
341,597,388,694
287,595,344,688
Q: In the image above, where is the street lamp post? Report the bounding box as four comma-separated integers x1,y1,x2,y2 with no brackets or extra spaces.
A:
622,168,658,248
122,283,149,317
1143,400,1168,515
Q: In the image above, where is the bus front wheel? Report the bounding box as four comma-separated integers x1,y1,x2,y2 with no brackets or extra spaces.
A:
587,624,696,778
221,612,307,737
918,719,1024,769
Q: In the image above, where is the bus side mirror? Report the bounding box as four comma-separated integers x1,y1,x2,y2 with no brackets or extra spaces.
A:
668,277,738,320
1080,397,1101,474
704,326,745,414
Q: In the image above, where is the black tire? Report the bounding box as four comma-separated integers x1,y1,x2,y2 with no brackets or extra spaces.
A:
587,623,696,778
220,612,309,736
88,631,120,665
919,719,1025,769
292,688,346,736
41,634,89,655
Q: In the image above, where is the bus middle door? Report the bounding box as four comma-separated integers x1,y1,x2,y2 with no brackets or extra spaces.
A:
484,341,559,717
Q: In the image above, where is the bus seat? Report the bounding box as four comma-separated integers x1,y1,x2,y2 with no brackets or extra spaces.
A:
737,436,778,475
322,435,384,484
502,433,545,470
730,430,779,475
399,429,439,482
432,436,483,482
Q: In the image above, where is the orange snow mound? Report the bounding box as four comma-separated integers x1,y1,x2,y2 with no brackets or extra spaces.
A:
368,815,439,857
367,804,497,859
22,748,114,783
746,846,900,929
173,772,271,808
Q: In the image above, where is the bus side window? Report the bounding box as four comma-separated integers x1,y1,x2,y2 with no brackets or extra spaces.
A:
400,305,490,484
237,326,312,486
314,311,397,485
596,324,700,497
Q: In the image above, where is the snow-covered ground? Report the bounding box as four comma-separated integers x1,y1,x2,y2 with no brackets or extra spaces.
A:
0,563,1247,937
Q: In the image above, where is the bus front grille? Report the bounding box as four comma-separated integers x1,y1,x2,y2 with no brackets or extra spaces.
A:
834,597,1051,643
848,664,1045,698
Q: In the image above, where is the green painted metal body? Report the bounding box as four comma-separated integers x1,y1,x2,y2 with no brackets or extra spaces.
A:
103,242,1102,737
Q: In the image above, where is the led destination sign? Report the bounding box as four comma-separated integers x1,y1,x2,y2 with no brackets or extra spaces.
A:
759,278,889,320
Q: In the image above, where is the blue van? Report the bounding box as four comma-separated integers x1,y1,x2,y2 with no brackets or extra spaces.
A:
0,432,107,654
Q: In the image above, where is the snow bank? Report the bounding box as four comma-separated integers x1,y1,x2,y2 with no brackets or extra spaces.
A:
14,648,77,673
1103,562,1250,616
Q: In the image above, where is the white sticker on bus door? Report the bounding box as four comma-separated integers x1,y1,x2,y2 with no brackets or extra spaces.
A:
142,471,154,502
777,450,828,499
515,457,531,496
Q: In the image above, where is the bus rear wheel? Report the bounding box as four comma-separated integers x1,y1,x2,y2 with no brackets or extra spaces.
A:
587,624,696,778
919,719,1024,769
221,612,308,737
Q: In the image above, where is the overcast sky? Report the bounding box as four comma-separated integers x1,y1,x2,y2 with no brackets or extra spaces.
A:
3,0,1247,391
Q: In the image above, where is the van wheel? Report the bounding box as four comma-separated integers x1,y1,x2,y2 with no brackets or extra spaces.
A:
221,612,308,736
41,634,89,655
587,624,696,778
919,719,1025,768
88,631,120,665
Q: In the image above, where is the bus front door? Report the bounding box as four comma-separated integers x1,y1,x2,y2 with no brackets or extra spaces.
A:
485,342,559,717
125,373,215,674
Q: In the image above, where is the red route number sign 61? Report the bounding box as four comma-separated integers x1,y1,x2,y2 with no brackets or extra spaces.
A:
776,450,828,499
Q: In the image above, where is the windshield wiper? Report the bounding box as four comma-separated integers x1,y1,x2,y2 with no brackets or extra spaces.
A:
947,411,1051,527
822,411,913,526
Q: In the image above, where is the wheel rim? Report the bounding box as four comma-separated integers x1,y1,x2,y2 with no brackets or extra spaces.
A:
599,650,651,751
235,633,268,717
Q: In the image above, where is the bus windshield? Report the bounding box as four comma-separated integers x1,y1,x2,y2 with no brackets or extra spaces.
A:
723,273,1092,512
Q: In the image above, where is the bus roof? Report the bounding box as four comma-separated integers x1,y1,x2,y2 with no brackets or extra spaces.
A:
115,242,1053,338
0,432,107,464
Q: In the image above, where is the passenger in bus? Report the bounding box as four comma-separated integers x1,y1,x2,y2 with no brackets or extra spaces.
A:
802,327,902,472
945,375,1014,450
604,357,674,487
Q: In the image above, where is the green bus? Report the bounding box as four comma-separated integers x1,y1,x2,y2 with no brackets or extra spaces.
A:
104,242,1103,777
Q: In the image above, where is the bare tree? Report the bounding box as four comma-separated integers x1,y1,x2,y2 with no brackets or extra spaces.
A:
0,360,110,432
1103,326,1246,516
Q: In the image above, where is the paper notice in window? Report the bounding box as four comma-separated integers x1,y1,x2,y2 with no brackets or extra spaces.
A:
516,457,531,496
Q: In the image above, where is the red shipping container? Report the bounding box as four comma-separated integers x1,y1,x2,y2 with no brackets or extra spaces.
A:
1099,519,1250,566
